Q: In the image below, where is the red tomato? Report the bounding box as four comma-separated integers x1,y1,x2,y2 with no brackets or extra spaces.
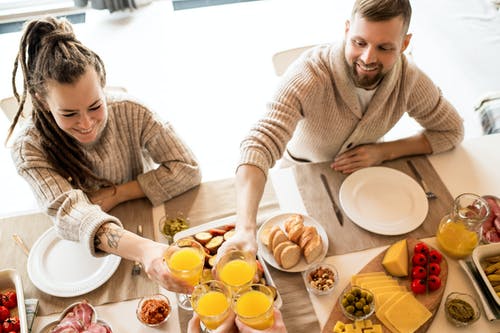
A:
411,266,427,279
428,275,442,291
0,305,9,321
414,242,429,255
429,262,441,276
2,317,20,333
411,279,427,294
412,253,427,266
1,292,16,310
428,249,443,264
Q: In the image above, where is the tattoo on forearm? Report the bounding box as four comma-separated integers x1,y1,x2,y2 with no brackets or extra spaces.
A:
94,225,124,250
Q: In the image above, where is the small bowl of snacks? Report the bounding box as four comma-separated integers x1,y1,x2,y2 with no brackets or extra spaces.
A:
302,263,338,296
339,286,375,321
445,292,480,327
136,294,172,327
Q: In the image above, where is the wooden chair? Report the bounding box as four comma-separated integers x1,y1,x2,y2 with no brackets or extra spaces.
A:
271,44,317,76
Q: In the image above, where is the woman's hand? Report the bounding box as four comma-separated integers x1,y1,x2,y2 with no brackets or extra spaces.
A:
88,186,120,212
236,308,287,333
213,228,257,276
141,242,194,294
331,144,386,174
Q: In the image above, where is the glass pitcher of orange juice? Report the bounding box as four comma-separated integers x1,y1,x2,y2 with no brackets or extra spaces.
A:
436,193,490,259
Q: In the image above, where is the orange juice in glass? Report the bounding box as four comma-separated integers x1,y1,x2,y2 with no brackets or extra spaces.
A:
216,250,256,291
164,238,205,310
233,284,275,330
191,280,231,331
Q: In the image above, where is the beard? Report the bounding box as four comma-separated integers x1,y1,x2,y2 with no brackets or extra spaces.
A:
350,60,384,90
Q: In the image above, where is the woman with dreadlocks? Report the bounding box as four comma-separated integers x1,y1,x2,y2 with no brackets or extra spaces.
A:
6,16,201,293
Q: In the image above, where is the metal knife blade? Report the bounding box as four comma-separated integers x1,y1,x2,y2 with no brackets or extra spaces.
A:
320,173,344,226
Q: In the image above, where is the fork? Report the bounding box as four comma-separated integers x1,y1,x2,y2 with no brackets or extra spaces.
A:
407,160,437,199
132,225,143,275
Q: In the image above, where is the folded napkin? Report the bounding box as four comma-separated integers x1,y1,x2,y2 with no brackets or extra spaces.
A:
458,259,500,321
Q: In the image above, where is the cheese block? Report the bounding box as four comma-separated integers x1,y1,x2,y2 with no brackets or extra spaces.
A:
382,239,408,277
385,292,432,333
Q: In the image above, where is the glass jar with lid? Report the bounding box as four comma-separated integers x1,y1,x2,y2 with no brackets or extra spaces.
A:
436,193,490,259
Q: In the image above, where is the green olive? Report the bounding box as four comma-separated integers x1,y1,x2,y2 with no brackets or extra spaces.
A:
346,305,355,314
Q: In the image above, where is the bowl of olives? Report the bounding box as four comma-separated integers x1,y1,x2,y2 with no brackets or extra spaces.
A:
339,286,375,321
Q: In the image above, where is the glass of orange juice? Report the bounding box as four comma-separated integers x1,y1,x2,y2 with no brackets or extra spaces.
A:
233,284,275,330
216,250,256,292
164,238,205,310
191,280,232,332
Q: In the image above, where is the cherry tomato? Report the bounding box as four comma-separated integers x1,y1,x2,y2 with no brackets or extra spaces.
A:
412,253,427,266
411,279,426,294
2,317,20,333
429,249,443,264
429,262,441,276
414,242,429,255
411,266,427,279
428,275,442,291
0,305,9,321
1,291,16,309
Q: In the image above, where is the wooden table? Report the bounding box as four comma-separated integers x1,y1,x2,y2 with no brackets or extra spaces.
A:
270,133,500,332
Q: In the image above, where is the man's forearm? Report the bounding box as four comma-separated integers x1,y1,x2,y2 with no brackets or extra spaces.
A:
381,133,432,161
235,164,267,233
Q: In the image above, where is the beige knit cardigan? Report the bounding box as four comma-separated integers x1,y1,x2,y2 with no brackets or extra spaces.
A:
239,43,464,174
11,93,201,255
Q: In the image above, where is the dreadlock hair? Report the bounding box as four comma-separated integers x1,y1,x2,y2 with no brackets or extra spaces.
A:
6,16,113,192
352,0,412,35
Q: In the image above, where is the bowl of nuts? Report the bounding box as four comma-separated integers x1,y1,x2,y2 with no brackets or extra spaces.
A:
302,263,338,296
339,286,375,321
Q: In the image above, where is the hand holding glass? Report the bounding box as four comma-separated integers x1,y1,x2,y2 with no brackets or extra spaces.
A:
233,284,275,330
164,238,205,310
191,280,232,332
216,249,256,291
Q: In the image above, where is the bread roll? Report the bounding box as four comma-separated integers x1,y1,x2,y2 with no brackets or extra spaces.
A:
280,243,301,269
304,234,323,264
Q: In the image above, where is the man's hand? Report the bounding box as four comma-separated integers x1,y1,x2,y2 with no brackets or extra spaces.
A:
331,144,386,174
236,308,288,333
188,312,238,333
212,228,257,277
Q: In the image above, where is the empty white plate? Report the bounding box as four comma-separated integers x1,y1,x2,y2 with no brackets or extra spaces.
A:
27,227,121,297
339,167,428,235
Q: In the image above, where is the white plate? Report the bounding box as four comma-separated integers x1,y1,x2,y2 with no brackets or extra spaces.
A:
257,213,328,273
472,242,500,306
339,166,428,235
27,227,121,297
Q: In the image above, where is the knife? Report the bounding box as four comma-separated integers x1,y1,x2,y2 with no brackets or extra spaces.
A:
320,173,344,226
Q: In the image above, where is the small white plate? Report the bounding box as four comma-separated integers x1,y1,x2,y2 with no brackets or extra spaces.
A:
472,242,500,306
27,227,121,297
339,167,428,235
257,213,328,273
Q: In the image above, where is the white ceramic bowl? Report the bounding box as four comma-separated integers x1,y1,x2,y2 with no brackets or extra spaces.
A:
472,242,500,306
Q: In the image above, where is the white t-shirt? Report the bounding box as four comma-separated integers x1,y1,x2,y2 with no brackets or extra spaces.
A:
355,87,377,114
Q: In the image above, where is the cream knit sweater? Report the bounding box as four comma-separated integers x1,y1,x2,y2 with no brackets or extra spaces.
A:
11,93,201,255
240,43,464,174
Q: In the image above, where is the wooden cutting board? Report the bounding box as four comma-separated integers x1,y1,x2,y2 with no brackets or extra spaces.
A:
322,238,448,333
